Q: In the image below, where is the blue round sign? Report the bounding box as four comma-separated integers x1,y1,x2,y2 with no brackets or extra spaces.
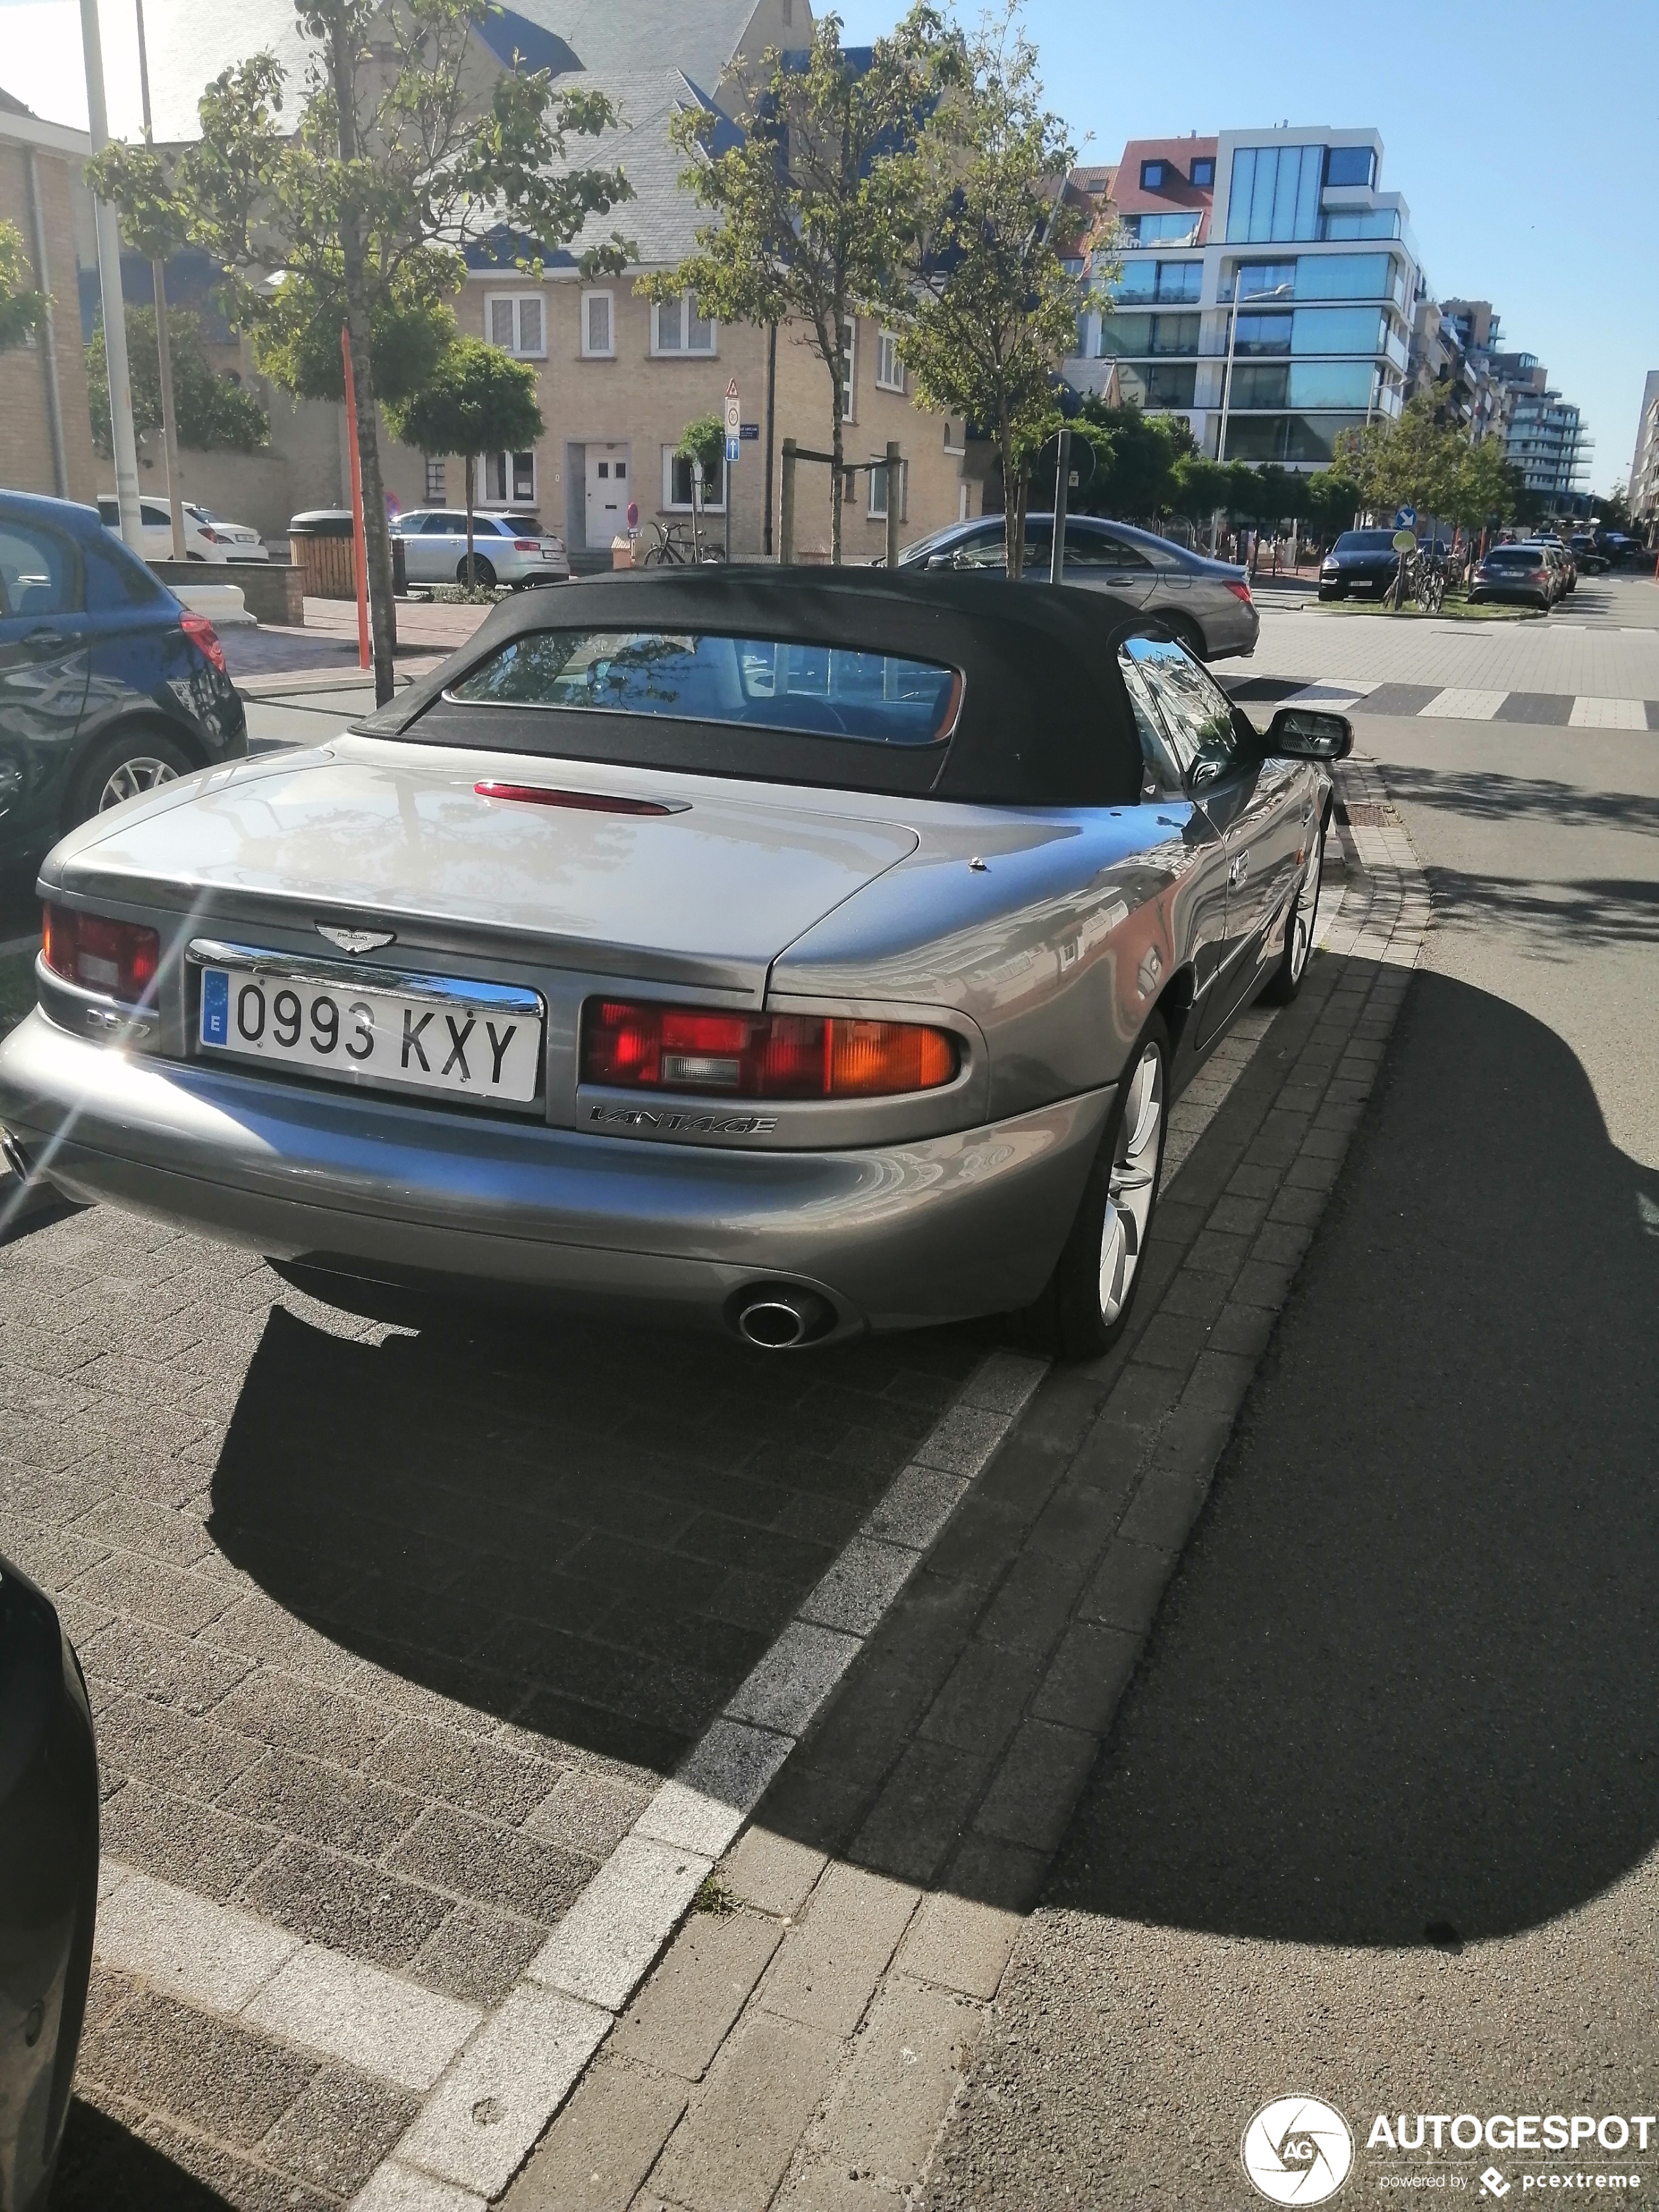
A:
1394,504,1417,528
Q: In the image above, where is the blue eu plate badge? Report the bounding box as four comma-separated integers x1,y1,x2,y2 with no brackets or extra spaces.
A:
202,969,229,1046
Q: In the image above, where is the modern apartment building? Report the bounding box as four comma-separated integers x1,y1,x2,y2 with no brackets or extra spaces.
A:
1070,126,1422,469
1481,351,1592,506
1628,370,1659,524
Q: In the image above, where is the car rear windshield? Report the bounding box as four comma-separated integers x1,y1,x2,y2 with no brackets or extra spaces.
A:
447,629,965,747
1485,548,1542,566
1332,530,1398,553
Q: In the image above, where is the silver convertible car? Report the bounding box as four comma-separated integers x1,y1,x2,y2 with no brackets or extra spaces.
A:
0,569,1348,1359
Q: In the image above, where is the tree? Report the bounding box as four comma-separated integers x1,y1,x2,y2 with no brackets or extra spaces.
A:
1334,395,1463,523
647,7,950,565
1069,398,1192,521
1304,465,1361,540
86,305,268,460
1449,436,1515,541
893,8,1084,576
88,1,634,704
383,337,543,586
0,219,46,353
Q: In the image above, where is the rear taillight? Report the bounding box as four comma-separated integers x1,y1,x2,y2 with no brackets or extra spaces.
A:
42,903,161,1003
1226,580,1253,605
513,538,539,552
582,999,958,1100
180,609,226,673
199,524,221,543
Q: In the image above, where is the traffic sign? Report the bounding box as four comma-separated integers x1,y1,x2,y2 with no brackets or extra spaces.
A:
1394,504,1416,528
725,379,741,441
724,438,740,463
1391,528,1415,553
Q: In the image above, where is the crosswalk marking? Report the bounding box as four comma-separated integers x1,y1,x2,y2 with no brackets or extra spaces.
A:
1420,688,1507,720
1568,696,1647,729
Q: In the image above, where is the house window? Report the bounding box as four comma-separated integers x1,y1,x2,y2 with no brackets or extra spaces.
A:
875,329,904,393
662,446,726,511
1325,144,1376,189
1190,157,1215,187
1140,159,1167,189
942,419,966,456
841,317,857,421
654,295,717,354
424,457,447,500
582,290,614,357
867,458,907,521
479,451,537,504
485,293,545,357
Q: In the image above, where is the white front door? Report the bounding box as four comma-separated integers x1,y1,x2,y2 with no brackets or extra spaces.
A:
585,443,630,548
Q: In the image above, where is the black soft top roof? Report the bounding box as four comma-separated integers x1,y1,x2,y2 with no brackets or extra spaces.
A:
355,564,1146,807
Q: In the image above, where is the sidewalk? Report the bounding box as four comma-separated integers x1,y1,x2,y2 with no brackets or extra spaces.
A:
496,766,1428,2212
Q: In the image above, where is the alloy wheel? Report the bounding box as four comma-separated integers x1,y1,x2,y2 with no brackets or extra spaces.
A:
1099,1042,1164,1324
97,757,180,810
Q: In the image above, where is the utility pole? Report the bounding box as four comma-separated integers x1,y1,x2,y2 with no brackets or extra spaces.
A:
135,0,186,558
1049,426,1071,585
884,441,901,569
80,0,144,554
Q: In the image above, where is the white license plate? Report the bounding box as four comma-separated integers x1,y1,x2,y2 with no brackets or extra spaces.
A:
199,966,543,1104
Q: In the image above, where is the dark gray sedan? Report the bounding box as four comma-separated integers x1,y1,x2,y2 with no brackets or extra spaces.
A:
897,513,1259,662
0,569,1343,1362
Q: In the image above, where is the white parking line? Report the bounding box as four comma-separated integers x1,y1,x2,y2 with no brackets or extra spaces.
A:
1419,688,1507,720
1568,696,1647,729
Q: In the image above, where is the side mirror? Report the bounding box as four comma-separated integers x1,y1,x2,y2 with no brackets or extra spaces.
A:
925,553,955,571
1266,707,1353,762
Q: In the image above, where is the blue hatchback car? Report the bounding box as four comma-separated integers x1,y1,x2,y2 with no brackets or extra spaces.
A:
0,490,246,874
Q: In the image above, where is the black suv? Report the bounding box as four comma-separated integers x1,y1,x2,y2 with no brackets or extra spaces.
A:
1,490,246,876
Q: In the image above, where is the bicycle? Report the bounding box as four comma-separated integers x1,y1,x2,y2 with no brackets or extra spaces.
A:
1413,549,1448,616
637,519,727,568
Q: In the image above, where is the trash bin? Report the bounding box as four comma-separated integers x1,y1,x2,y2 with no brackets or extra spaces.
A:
287,511,355,600
286,513,406,598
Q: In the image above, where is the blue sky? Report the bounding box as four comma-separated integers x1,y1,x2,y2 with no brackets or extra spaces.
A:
7,0,1653,492
832,0,1658,496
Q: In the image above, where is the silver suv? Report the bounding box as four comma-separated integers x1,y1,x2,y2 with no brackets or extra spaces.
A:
898,513,1258,662
393,509,569,589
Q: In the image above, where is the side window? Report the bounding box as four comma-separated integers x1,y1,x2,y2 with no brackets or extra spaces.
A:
1121,635,1238,790
1118,643,1187,797
1066,524,1153,569
0,522,79,620
947,524,1007,569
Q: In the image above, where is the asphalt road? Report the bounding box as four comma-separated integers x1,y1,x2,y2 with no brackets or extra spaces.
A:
927,598,1659,2207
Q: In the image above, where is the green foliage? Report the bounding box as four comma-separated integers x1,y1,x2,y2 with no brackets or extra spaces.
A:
0,219,47,353
381,336,543,458
649,5,953,561
890,8,1082,575
1330,398,1517,536
1595,483,1632,529
1065,398,1192,519
1304,466,1362,535
86,305,268,458
85,0,636,703
677,413,724,483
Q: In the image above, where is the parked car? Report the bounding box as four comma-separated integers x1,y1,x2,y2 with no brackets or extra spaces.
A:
1568,534,1607,573
97,494,267,562
896,513,1258,662
0,568,1347,1360
1468,545,1554,609
1317,528,1405,601
0,1553,100,2212
391,509,570,589
1,490,248,874
1525,536,1575,592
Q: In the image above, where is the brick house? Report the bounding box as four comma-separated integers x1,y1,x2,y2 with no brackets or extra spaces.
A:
0,89,100,505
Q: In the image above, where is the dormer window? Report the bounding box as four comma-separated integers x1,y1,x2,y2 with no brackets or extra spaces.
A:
1140,159,1167,189
1190,157,1214,187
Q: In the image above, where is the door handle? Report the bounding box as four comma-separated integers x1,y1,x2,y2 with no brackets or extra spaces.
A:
1228,850,1250,888
23,627,65,649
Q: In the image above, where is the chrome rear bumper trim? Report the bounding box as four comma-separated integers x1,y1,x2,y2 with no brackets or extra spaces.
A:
185,938,543,1017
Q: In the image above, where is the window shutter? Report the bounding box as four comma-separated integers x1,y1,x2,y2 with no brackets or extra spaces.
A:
490,298,515,349
519,297,543,354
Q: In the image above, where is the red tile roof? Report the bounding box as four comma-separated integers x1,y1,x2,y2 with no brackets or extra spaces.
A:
1108,137,1218,227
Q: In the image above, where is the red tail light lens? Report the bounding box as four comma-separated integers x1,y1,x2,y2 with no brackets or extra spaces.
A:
513,538,540,551
583,1000,958,1100
199,524,221,543
1226,580,1253,605
180,610,226,673
42,903,161,1003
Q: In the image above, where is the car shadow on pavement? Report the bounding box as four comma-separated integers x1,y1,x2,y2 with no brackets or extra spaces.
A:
1044,968,1659,1948
1381,763,1659,835
52,2095,235,2211
208,1300,990,1779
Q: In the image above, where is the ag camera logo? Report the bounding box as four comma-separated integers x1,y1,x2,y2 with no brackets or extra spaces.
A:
1242,2096,1355,2204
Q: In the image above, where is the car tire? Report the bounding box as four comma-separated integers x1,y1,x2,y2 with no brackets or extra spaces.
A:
66,724,195,830
1170,617,1207,660
1261,820,1323,1006
1039,1016,1170,1361
456,556,496,589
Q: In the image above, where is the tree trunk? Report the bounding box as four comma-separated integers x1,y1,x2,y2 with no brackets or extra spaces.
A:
330,14,396,705
1002,421,1022,579
464,453,475,587
830,366,845,567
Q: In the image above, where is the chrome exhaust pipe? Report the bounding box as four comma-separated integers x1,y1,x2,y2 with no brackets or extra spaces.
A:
734,1285,835,1350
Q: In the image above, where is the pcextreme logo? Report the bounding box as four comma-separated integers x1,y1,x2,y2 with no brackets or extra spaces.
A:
1242,2096,1355,2204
